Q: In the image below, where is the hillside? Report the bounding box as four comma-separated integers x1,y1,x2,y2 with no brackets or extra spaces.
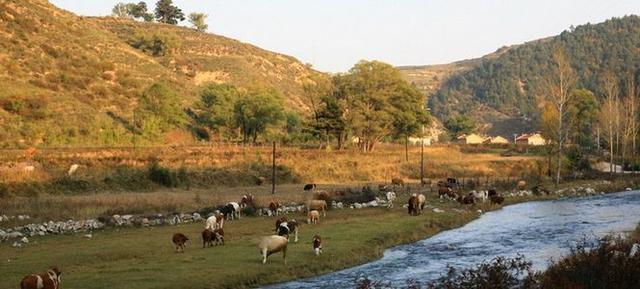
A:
0,0,320,147
403,16,640,137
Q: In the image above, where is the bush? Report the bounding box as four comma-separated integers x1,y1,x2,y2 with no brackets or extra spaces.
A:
148,162,179,187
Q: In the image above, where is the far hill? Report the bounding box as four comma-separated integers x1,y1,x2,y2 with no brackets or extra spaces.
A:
0,0,321,147
401,16,640,137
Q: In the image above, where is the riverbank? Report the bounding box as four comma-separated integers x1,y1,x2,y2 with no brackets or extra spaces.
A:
1,177,639,289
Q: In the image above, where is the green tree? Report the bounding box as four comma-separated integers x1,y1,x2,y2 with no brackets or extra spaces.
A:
341,60,429,152
128,31,180,56
112,3,136,18
315,93,348,149
568,89,598,150
188,12,208,32
136,82,185,138
444,115,476,137
154,0,185,24
131,2,154,22
233,88,285,143
196,84,237,139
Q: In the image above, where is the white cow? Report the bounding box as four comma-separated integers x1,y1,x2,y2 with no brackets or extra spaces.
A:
471,190,488,202
204,215,218,230
385,192,397,208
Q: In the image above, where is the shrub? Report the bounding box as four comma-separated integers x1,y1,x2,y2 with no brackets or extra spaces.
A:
148,162,178,187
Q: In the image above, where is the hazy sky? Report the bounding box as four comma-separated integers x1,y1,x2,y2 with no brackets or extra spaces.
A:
51,0,640,72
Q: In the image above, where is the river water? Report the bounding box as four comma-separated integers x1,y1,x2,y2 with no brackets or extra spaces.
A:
265,190,640,288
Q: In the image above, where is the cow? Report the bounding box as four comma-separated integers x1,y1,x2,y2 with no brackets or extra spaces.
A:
303,183,317,191
276,218,299,243
417,194,426,212
213,228,225,245
488,189,498,198
490,195,505,205
172,233,189,253
517,180,527,190
20,267,62,289
202,229,215,248
471,190,488,202
307,210,320,224
312,190,331,203
221,202,240,220
306,200,327,217
312,235,323,256
204,214,223,231
240,194,255,209
391,177,405,187
269,202,281,216
258,235,288,264
457,194,476,205
385,191,396,208
408,195,419,216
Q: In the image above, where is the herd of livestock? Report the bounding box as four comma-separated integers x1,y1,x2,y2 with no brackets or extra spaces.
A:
17,178,513,289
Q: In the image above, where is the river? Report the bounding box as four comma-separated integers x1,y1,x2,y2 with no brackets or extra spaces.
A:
265,190,640,288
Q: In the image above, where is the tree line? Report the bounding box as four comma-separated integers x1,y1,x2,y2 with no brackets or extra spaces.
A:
112,0,208,32
131,61,430,152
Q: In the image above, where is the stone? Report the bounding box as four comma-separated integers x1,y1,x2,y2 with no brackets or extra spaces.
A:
20,237,29,243
433,208,444,213
630,243,640,257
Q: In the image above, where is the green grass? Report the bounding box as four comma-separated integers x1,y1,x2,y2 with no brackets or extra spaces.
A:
0,196,482,289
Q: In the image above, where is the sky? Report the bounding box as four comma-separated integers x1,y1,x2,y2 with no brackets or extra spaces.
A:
50,0,640,72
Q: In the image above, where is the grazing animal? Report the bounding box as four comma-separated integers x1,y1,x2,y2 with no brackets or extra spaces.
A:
269,202,281,215
202,229,215,248
306,200,327,217
312,190,331,202
275,216,288,231
20,267,62,289
276,219,299,243
256,176,267,186
490,195,505,205
471,190,488,202
457,194,475,205
240,194,255,209
221,202,240,220
408,195,419,215
172,233,189,253
438,186,452,198
488,189,498,198
312,235,323,256
421,178,431,186
258,235,288,264
213,228,225,245
378,184,389,192
307,210,320,224
67,164,80,176
205,215,219,231
385,191,396,208
303,183,316,191
391,177,405,187
416,193,426,213
517,180,526,190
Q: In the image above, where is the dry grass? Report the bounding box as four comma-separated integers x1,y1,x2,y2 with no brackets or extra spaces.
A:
0,144,542,184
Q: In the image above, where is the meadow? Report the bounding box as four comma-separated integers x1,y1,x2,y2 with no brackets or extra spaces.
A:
0,194,485,289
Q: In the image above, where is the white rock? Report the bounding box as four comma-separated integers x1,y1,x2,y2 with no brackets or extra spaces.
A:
626,188,632,191
433,208,444,213
354,203,363,209
12,242,22,248
84,234,92,239
20,237,29,243
477,210,483,214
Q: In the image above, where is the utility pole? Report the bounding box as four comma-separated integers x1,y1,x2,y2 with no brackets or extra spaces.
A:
420,140,424,187
271,141,276,195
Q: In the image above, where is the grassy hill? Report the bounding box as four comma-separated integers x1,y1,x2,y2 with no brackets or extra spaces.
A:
402,16,640,137
0,0,321,147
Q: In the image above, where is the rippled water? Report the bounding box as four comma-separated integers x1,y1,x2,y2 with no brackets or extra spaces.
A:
266,191,640,288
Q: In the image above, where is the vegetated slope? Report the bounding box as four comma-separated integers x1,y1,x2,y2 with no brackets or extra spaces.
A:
0,0,178,147
91,17,318,111
415,16,640,137
0,0,321,147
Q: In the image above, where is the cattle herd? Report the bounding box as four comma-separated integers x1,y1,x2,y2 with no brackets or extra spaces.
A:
18,178,514,288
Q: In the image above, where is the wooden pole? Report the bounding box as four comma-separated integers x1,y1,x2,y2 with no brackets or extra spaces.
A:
420,140,424,187
272,141,276,195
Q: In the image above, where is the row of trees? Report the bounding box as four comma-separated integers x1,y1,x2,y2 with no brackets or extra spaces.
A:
539,46,639,184
112,0,208,32
131,61,430,152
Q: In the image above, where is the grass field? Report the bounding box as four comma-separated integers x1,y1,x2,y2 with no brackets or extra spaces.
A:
0,195,486,289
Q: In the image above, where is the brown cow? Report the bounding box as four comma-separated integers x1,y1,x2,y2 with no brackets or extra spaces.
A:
490,195,505,205
408,195,419,215
20,267,61,289
202,229,215,248
306,200,327,217
269,202,281,215
312,190,331,202
457,194,475,205
391,177,405,187
172,233,189,253
240,194,255,209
